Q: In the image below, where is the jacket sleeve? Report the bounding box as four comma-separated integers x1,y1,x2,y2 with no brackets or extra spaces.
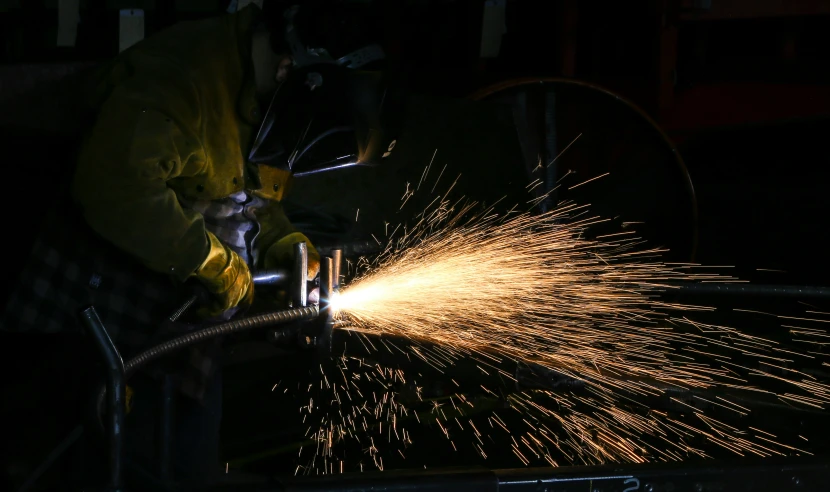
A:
73,57,210,282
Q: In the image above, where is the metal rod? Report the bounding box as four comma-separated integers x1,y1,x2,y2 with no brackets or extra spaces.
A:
14,425,83,492
320,257,334,309
278,468,498,492
293,242,308,307
317,257,335,355
292,159,366,177
158,374,176,482
80,306,125,491
668,282,830,299
235,457,830,492
316,240,383,259
331,249,342,290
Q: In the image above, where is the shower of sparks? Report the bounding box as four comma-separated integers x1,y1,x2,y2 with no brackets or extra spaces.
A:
284,168,829,475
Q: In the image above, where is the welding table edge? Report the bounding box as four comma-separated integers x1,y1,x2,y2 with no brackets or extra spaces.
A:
203,457,830,491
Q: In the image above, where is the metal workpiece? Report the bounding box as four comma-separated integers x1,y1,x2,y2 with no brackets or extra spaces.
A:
210,457,830,492
317,240,383,260
293,241,309,307
315,256,336,355
331,249,343,289
278,467,499,492
317,320,335,356
670,282,830,299
79,306,125,492
158,374,176,482
320,256,335,309
493,457,830,492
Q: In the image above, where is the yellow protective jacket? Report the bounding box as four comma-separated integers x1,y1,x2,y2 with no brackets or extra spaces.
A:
73,6,297,282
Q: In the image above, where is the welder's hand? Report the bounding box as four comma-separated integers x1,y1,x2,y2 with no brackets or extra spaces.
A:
263,232,321,280
193,231,254,318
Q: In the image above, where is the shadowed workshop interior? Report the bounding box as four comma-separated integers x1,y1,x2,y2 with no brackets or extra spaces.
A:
1,1,830,491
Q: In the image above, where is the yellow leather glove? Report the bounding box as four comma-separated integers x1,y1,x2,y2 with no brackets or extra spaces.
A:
263,232,320,280
193,231,254,318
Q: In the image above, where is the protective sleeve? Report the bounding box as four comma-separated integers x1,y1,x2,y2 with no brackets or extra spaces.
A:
72,56,210,282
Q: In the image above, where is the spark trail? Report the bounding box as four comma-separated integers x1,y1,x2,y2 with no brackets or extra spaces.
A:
332,199,716,388
284,172,829,474
298,191,830,471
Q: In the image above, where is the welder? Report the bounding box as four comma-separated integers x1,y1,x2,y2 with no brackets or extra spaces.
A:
0,0,397,487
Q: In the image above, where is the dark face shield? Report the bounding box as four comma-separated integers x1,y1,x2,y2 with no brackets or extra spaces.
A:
248,62,403,177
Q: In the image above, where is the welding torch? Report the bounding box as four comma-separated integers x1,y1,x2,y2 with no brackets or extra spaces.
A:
131,242,341,373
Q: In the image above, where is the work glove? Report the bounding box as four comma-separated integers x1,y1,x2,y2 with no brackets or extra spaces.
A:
193,231,254,318
263,232,321,281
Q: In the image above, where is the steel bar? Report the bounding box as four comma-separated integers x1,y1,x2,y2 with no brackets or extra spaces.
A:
317,256,335,355
80,306,125,491
293,242,308,307
331,249,343,289
14,425,83,492
157,374,176,482
205,457,830,492
320,257,334,308
669,282,830,299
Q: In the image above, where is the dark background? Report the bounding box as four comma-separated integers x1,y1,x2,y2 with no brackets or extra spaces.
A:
3,0,829,280
2,0,830,489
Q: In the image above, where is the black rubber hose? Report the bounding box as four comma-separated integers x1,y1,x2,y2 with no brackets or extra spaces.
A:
95,305,319,431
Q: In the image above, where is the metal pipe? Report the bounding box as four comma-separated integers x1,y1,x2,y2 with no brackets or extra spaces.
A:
290,126,353,170
80,306,125,491
331,249,342,289
157,374,175,482
668,282,830,299
320,257,334,308
292,158,364,177
217,457,830,492
317,257,335,355
278,468,498,492
14,425,83,492
317,240,383,259
293,242,308,307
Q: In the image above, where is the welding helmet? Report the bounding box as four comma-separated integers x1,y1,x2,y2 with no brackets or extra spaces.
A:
249,1,404,177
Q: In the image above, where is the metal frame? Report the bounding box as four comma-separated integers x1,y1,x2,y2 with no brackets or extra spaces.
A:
208,457,830,491
18,246,830,491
